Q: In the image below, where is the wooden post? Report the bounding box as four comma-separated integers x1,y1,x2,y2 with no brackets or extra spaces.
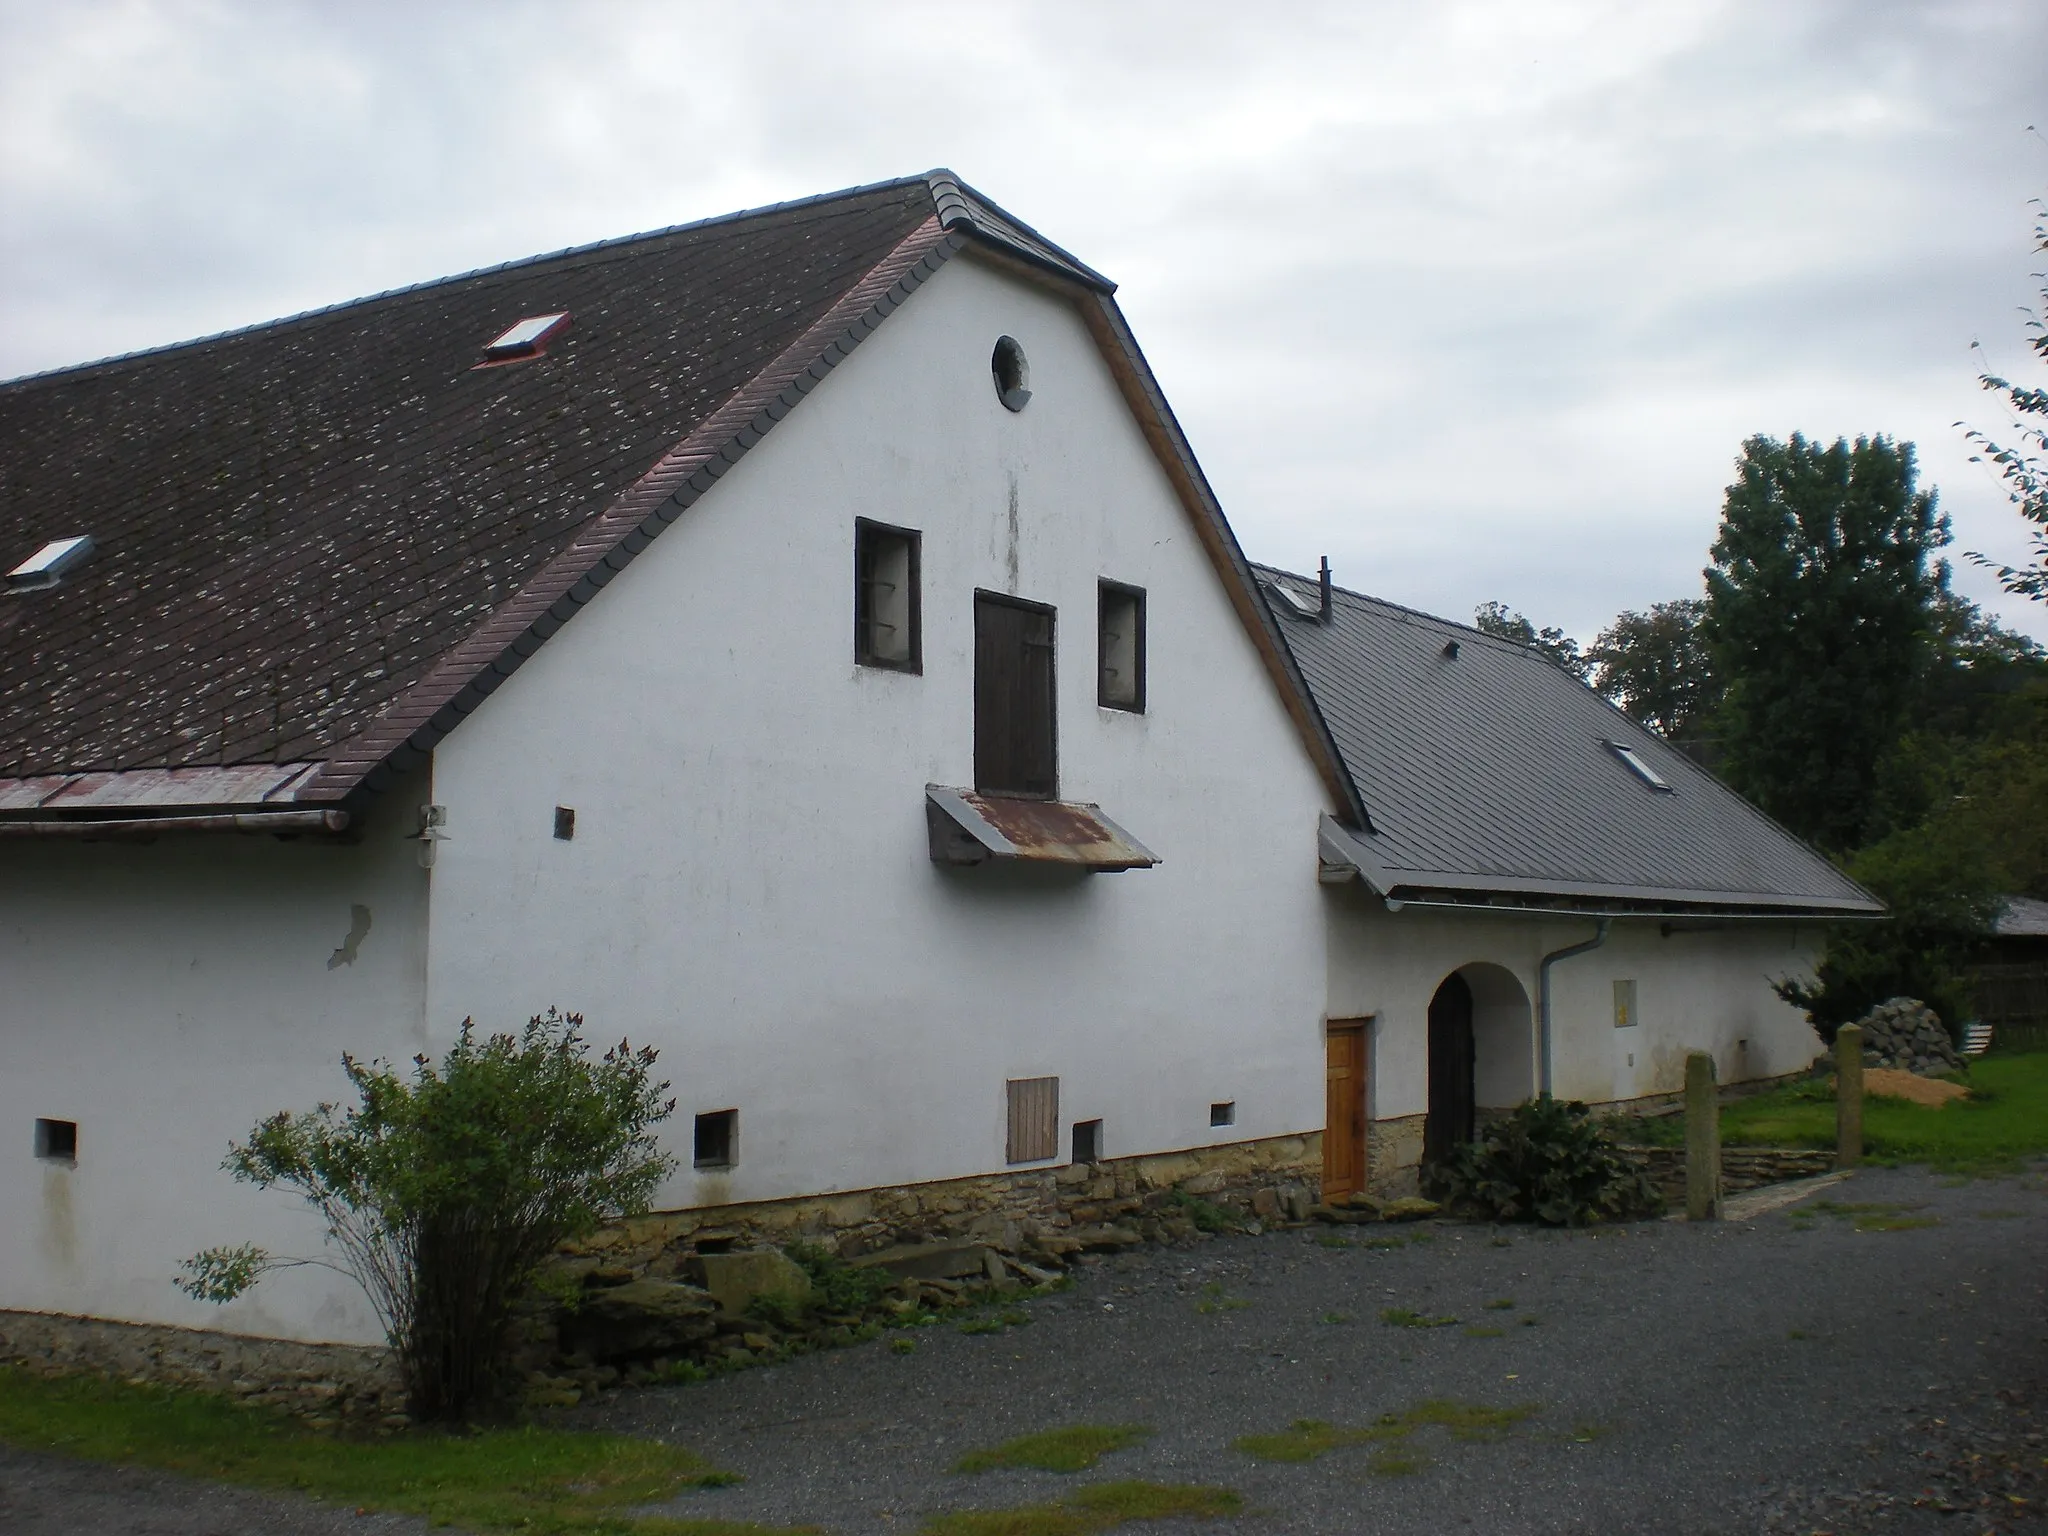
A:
1835,1024,1864,1171
1684,1050,1720,1221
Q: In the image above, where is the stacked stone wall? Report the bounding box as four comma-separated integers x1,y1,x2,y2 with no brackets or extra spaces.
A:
0,1309,401,1428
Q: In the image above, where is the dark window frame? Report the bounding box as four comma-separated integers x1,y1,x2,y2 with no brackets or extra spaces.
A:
854,519,922,673
1097,580,1147,713
973,590,1059,799
693,1108,737,1170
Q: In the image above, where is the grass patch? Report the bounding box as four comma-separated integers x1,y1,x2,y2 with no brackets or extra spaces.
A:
1366,1451,1424,1477
1379,1307,1459,1329
1194,1282,1250,1315
954,1425,1152,1475
959,1310,1033,1337
0,1366,790,1535
1164,1191,1237,1234
919,1481,1240,1535
1629,1054,2048,1172
1235,1400,1537,1468
1362,1236,1409,1251
1313,1233,1353,1250
1484,1298,1515,1310
1461,1325,1505,1339
1318,1311,1352,1325
1810,1199,1941,1233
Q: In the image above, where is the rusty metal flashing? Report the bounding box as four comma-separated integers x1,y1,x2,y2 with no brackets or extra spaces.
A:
298,216,969,805
0,808,348,837
926,786,1157,871
0,762,324,814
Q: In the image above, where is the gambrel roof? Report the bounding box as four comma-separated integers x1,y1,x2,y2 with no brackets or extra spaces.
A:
1256,566,1882,919
0,173,1359,829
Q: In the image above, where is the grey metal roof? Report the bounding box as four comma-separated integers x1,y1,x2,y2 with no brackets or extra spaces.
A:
1995,896,2048,938
1257,566,1881,917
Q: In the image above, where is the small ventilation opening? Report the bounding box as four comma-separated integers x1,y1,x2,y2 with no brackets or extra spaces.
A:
991,335,1031,411
7,536,95,591
1071,1118,1104,1165
1209,1101,1236,1128
693,1109,736,1169
35,1118,77,1162
479,312,570,365
553,806,576,841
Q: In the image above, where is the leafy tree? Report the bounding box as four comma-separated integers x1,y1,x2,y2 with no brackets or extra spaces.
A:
1704,433,1949,853
181,1011,676,1422
1775,819,2005,1042
1964,196,2048,600
1587,598,1721,740
1472,600,1591,678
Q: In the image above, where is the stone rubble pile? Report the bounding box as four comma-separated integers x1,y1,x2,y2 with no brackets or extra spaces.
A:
1853,997,1962,1077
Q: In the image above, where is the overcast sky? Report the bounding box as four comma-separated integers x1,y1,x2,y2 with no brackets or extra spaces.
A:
3,0,2044,643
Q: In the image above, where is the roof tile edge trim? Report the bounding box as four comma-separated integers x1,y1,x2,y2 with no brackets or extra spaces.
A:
296,215,967,804
1077,298,1369,829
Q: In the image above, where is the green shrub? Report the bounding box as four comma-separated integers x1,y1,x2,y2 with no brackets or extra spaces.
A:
1435,1098,1663,1226
179,1010,676,1422
783,1242,895,1315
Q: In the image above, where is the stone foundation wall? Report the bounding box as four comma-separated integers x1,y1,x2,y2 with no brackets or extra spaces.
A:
566,1131,1325,1275
1621,1145,1837,1203
1368,1115,1425,1197
0,1309,402,1428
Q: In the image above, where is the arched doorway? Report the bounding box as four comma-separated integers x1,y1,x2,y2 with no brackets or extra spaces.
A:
1425,972,1475,1167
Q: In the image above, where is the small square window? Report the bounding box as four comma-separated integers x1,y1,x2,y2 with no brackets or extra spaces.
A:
855,520,921,671
553,806,576,841
1098,581,1146,712
693,1109,736,1169
1613,979,1639,1029
1209,1101,1236,1128
35,1118,77,1162
1071,1118,1104,1165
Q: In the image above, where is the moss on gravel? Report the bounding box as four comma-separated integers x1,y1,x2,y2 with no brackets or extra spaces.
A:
954,1424,1152,1474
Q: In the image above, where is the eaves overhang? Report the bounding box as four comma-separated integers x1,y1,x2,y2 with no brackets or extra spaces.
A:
0,763,347,835
1317,815,1886,922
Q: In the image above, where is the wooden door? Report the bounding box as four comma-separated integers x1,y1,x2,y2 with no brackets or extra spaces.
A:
1324,1022,1368,1201
1425,973,1476,1167
974,593,1058,796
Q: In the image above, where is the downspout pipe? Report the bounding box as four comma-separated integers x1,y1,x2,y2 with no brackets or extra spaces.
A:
1537,919,1611,1099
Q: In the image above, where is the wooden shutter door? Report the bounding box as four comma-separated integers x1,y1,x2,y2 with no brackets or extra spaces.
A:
974,595,1057,796
1006,1076,1059,1163
1324,1024,1368,1201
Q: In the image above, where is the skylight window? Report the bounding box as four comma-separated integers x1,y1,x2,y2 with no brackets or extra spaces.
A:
479,312,570,363
1607,741,1673,792
1267,581,1322,620
7,535,95,590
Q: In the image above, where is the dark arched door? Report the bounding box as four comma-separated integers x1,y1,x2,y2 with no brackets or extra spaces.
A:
1425,972,1476,1166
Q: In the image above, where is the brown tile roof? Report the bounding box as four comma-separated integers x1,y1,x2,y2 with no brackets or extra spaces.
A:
0,177,967,795
0,171,1366,832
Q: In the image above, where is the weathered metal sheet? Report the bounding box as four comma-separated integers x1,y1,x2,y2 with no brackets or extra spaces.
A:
925,785,1158,872
0,762,322,813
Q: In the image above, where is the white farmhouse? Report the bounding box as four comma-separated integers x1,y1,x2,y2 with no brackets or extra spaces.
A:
0,173,1876,1355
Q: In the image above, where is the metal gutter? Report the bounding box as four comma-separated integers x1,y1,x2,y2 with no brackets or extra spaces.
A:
0,809,349,837
1538,920,1610,1099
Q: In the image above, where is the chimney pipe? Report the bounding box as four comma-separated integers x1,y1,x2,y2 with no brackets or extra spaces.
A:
1318,556,1333,623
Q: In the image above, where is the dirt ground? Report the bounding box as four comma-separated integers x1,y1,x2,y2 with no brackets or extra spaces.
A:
1,1162,2044,1535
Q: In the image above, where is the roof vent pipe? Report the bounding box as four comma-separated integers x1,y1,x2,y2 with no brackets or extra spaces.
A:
1318,556,1333,623
1537,918,1610,1098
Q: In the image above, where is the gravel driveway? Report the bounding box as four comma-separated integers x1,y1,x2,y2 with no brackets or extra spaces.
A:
3,1163,2044,1534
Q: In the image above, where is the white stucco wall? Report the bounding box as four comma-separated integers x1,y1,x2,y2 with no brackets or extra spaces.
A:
425,252,1336,1210
0,777,429,1343
1324,886,1825,1122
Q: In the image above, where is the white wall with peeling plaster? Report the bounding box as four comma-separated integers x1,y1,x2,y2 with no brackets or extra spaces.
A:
0,772,429,1343
424,252,1337,1214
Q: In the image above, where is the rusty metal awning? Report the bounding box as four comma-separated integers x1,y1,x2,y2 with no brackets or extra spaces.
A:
926,786,1158,872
